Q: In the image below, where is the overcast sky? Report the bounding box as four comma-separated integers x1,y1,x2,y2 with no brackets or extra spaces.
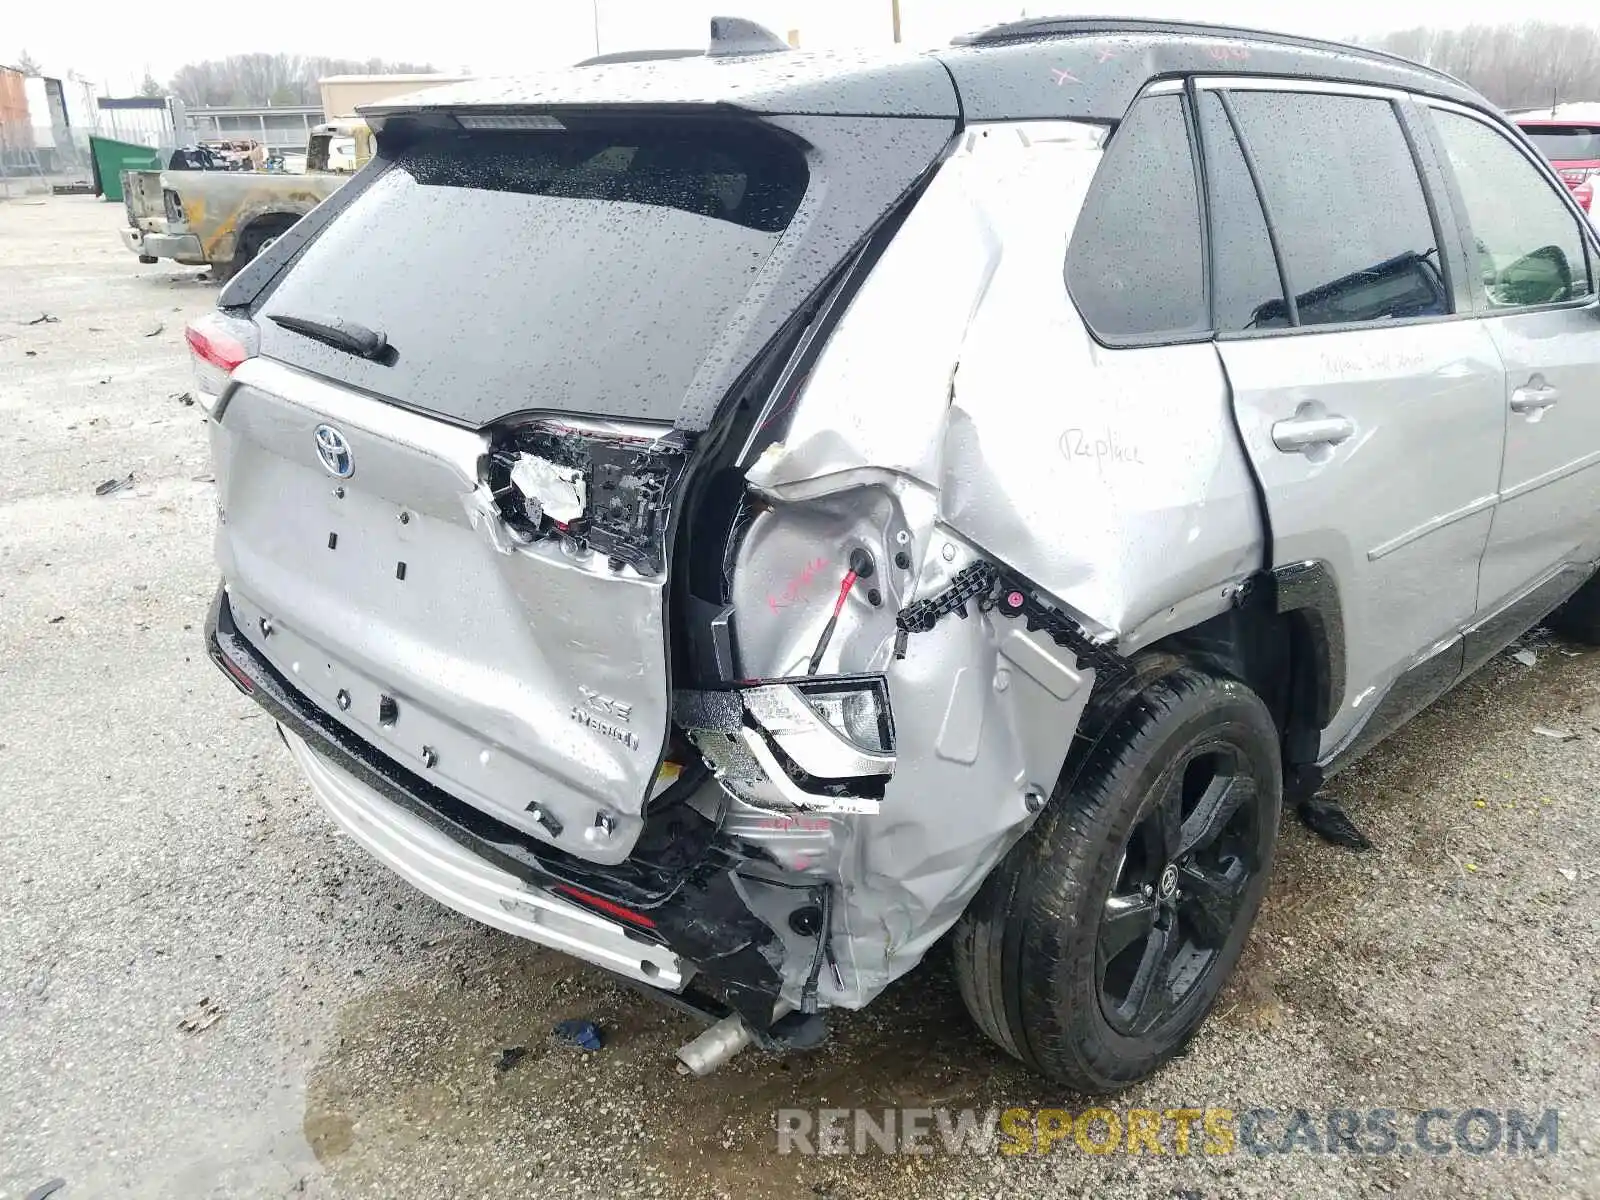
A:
13,0,1600,96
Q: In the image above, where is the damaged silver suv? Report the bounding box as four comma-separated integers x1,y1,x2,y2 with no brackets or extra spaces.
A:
196,17,1600,1090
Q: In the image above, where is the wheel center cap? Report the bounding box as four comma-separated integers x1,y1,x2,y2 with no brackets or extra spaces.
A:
1157,863,1179,900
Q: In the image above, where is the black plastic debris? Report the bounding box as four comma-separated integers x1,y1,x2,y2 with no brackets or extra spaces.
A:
1296,797,1374,851
26,313,59,326
494,1046,528,1073
552,1018,603,1051
173,391,195,406
47,616,64,625
24,1179,66,1200
94,473,134,497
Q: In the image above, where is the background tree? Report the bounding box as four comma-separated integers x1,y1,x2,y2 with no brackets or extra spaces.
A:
1363,22,1600,110
138,73,166,98
167,54,436,107
14,49,43,75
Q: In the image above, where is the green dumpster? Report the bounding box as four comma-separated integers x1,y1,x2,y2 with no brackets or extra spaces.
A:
90,136,162,202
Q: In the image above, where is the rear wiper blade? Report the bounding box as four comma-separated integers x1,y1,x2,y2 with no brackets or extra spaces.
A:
269,312,389,361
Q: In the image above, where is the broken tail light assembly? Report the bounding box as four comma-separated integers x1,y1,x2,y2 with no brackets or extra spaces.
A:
184,311,257,415
677,676,896,816
487,420,688,576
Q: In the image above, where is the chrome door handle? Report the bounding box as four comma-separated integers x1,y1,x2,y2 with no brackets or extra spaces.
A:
1272,413,1356,453
1510,383,1560,414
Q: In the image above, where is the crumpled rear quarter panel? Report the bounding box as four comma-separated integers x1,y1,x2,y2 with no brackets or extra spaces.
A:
735,119,1262,1007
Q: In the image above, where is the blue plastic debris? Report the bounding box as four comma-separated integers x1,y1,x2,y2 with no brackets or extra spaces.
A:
552,1018,604,1051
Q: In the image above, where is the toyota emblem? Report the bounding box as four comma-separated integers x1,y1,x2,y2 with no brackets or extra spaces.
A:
314,424,354,478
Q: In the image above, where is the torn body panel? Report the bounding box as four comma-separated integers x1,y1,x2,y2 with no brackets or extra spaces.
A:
746,120,1264,647
709,501,1096,1009
701,120,1262,1010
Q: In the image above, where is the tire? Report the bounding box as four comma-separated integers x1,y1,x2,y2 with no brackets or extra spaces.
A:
952,665,1281,1092
1548,571,1600,644
211,221,290,284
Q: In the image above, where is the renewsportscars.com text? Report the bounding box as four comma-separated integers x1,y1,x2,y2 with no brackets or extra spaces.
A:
775,1106,1560,1158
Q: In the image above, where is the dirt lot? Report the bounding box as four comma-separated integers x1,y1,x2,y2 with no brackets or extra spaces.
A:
2,195,1597,1200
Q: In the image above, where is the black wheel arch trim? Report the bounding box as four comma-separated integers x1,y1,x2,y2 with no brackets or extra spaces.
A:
1269,560,1344,732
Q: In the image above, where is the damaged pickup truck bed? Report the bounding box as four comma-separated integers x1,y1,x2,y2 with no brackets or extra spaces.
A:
196,17,1600,1090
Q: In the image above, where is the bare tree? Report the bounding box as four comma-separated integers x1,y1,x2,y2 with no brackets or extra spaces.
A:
138,73,166,99
1364,22,1600,110
168,53,437,108
14,49,42,75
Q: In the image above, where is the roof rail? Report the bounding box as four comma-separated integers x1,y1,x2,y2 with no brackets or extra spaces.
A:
708,16,791,57
951,16,1463,88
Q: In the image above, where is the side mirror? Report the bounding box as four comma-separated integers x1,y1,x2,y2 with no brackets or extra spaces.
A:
1493,244,1572,306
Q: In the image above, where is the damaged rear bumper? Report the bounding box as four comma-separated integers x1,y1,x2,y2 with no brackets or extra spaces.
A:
205,585,795,1024
284,727,686,988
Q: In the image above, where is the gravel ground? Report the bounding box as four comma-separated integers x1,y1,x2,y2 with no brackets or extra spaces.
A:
1,196,1597,1200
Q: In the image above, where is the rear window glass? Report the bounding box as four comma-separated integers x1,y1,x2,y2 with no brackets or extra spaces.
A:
1065,94,1208,342
259,122,808,427
1521,126,1600,162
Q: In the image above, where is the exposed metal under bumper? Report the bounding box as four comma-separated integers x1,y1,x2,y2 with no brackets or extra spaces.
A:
283,728,687,990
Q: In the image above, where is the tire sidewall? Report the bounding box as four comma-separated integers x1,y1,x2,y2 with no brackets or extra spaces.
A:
1018,674,1281,1089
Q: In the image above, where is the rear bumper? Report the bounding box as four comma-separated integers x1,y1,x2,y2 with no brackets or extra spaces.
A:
283,727,686,989
121,226,206,264
205,584,791,1022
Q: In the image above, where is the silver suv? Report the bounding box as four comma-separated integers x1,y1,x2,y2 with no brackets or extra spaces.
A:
195,17,1600,1091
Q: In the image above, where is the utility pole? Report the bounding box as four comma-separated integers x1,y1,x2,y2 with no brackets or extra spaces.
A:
592,0,601,56
891,0,902,44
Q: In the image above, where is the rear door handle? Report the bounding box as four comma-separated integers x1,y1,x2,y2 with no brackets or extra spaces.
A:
1510,379,1560,416
1272,410,1356,453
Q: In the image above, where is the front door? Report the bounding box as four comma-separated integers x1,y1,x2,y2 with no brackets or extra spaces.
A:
1423,102,1600,614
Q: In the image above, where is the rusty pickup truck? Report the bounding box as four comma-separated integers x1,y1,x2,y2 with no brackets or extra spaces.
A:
121,120,370,280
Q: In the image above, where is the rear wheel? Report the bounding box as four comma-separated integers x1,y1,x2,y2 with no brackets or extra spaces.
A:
212,219,293,283
1548,571,1600,644
952,666,1280,1091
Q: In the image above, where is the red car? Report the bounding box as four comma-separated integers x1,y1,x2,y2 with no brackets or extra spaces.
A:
1517,119,1600,211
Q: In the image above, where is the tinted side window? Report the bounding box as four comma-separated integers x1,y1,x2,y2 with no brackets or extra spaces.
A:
1432,110,1594,309
1066,94,1206,341
1196,92,1288,332
1227,91,1448,327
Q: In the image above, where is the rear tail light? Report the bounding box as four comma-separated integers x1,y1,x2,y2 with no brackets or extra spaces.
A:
184,312,258,415
1558,167,1600,210
679,675,897,815
487,419,687,576
163,187,184,224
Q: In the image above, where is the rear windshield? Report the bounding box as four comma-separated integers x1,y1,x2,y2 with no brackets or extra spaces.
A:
1521,125,1600,162
258,121,808,427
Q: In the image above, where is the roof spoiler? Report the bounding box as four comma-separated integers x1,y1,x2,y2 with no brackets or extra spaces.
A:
708,16,791,57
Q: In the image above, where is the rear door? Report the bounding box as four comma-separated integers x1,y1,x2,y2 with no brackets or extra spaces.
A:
1202,82,1507,757
1424,103,1600,614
